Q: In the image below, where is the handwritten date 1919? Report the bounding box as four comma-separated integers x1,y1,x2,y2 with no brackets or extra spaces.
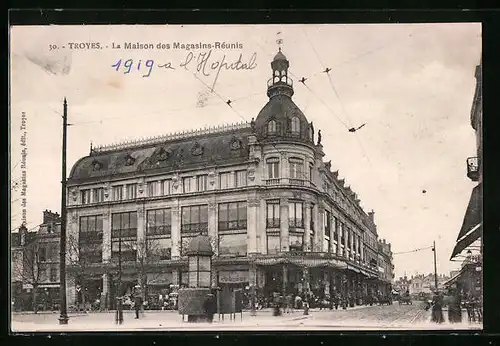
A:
111,59,174,77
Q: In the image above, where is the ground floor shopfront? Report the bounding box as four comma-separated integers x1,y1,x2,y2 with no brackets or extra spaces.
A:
66,255,388,309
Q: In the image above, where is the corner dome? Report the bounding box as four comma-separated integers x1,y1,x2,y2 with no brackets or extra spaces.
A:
185,234,213,256
254,95,314,144
273,50,287,61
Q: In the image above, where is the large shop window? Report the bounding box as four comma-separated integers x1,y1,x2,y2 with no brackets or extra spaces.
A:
146,208,172,236
181,205,208,234
266,158,280,179
289,158,303,180
266,201,280,228
146,237,172,261
79,215,104,244
112,240,137,262
289,233,304,251
267,234,281,254
180,235,213,257
219,233,247,257
111,212,137,238
218,202,247,230
289,201,304,228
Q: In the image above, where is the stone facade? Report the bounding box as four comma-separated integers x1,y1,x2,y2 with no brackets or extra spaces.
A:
64,49,393,307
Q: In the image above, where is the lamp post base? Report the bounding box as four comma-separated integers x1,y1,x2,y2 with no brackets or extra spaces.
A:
58,315,69,325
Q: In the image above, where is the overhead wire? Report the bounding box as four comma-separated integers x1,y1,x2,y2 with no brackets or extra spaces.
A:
393,245,434,256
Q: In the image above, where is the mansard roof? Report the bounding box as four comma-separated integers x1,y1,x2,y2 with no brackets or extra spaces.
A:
68,122,252,183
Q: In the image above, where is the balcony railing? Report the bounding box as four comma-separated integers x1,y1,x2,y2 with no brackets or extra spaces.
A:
265,178,281,186
467,157,479,181
218,220,247,231
264,178,312,187
266,218,280,228
289,218,304,229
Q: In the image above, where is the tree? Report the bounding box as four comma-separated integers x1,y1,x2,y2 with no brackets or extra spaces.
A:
66,232,103,310
11,236,43,313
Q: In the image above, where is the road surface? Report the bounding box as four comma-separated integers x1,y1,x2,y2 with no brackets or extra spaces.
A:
11,302,481,331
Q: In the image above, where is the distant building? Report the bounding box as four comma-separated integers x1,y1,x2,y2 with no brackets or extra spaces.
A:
377,238,395,296
10,210,61,311
409,273,450,295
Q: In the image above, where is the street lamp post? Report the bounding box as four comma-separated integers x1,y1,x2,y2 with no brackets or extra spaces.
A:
115,228,123,324
58,98,69,325
432,241,438,291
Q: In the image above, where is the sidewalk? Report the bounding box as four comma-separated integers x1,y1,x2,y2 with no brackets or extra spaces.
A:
11,311,311,332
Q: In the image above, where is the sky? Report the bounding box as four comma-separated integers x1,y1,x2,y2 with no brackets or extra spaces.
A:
9,23,481,279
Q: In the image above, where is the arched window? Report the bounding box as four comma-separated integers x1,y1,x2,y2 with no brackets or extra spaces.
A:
308,125,313,140
267,120,277,134
291,116,300,135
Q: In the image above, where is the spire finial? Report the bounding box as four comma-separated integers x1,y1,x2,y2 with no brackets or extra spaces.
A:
276,31,283,52
90,141,93,154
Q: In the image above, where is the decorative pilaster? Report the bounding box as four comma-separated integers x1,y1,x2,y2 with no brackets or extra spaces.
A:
208,199,218,256
312,203,320,252
171,204,181,259
344,225,349,258
316,206,325,252
281,152,289,183
304,202,312,252
102,210,111,263
259,199,267,254
247,196,260,255
137,206,146,261
280,197,289,252
211,269,218,288
172,269,180,286
336,219,342,256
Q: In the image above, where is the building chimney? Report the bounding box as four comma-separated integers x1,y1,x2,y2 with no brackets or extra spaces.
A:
368,210,375,222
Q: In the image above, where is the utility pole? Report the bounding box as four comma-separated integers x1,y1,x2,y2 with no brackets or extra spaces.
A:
115,225,123,324
432,240,438,292
59,98,69,325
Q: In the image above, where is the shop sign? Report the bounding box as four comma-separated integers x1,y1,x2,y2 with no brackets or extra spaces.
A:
218,270,248,283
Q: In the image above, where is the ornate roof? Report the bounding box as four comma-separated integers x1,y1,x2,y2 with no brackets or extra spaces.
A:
68,123,252,183
253,95,314,145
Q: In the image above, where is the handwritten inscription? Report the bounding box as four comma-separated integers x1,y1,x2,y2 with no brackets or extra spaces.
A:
111,50,257,90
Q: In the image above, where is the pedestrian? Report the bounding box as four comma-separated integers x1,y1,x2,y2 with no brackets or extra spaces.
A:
203,293,216,323
431,291,445,324
133,284,143,319
448,288,463,323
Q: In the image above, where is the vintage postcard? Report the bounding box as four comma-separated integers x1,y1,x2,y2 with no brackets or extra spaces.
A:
9,22,482,332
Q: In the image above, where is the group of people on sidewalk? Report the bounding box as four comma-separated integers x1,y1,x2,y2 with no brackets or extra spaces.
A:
427,288,482,324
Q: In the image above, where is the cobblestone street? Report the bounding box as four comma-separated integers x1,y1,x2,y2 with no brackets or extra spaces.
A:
11,302,482,331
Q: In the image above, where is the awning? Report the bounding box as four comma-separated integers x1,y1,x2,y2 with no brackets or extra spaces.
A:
254,257,348,269
456,184,482,241
451,224,482,260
